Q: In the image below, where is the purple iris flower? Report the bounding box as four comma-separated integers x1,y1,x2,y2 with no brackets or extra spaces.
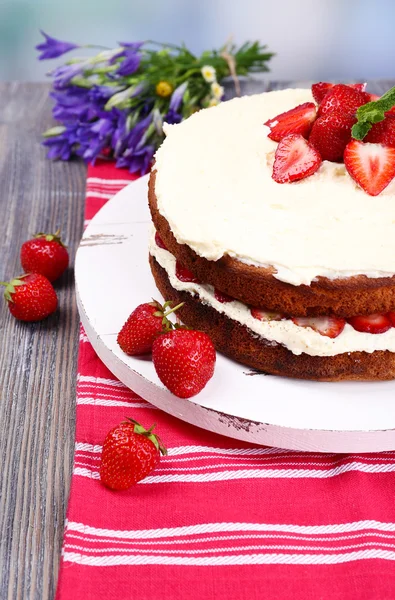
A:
75,108,125,164
169,82,187,112
88,85,121,104
126,113,153,149
118,42,144,51
36,31,79,60
116,144,155,175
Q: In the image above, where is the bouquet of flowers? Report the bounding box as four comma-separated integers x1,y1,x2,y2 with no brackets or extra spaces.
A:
37,32,273,174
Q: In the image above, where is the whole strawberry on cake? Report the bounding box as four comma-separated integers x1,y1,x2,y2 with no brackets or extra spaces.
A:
148,82,395,380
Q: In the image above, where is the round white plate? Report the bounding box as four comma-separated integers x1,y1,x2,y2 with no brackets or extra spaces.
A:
75,175,395,453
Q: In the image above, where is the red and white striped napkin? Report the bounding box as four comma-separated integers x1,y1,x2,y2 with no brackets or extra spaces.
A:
56,161,395,599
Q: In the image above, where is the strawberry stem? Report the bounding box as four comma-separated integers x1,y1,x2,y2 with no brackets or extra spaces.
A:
162,302,184,318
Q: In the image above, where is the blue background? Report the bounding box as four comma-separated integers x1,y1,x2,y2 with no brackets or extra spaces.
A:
1,0,394,81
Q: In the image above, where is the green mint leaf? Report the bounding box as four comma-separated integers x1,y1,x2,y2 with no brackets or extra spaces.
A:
353,85,395,140
351,121,373,140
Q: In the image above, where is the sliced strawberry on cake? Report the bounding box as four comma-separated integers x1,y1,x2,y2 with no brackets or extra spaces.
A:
292,316,346,338
264,102,317,142
344,140,395,196
348,314,392,334
272,134,322,183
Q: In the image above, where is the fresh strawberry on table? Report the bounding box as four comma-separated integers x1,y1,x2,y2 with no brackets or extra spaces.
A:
152,329,216,398
344,140,395,196
1,273,57,321
348,314,392,334
20,230,69,282
264,102,317,142
309,111,356,162
100,418,167,490
117,300,183,356
292,316,346,338
272,134,322,183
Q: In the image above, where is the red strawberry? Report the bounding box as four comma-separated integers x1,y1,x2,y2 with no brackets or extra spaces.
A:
214,289,233,303
292,316,346,338
264,102,316,142
344,140,395,196
1,273,57,321
175,261,200,283
155,231,167,250
312,82,367,105
20,231,69,282
251,307,284,321
152,329,216,398
364,115,395,147
117,300,182,356
272,134,322,183
348,314,392,334
100,418,167,490
309,111,356,162
312,82,334,105
318,84,370,117
388,312,395,327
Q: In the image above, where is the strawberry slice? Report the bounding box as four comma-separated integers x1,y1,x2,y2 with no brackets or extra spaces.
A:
318,84,370,117
388,312,395,327
175,261,200,283
344,140,395,196
348,313,392,334
309,110,356,162
292,316,346,338
364,115,395,147
251,307,284,321
312,82,367,105
264,102,316,142
155,231,168,250
272,134,322,183
214,289,233,303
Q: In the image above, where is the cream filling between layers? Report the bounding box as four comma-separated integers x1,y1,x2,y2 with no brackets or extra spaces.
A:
154,88,395,286
149,231,395,357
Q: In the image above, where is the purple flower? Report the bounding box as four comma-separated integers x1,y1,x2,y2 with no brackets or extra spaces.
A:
117,50,141,76
50,87,99,122
126,113,153,149
169,82,187,112
36,31,79,60
164,109,182,125
88,85,121,104
52,62,87,89
116,144,155,175
42,123,79,160
118,42,144,51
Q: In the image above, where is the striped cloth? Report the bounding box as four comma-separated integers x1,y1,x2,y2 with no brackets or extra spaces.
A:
56,161,395,599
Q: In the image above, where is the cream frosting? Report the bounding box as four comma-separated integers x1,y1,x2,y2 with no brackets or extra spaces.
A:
154,88,395,286
149,230,395,357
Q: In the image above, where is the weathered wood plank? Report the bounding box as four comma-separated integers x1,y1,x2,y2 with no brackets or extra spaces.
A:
0,83,86,600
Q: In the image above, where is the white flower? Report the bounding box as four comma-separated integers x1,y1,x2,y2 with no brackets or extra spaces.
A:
211,82,224,100
201,65,216,83
208,98,220,107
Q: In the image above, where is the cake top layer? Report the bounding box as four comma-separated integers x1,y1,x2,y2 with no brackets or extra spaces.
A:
154,88,395,286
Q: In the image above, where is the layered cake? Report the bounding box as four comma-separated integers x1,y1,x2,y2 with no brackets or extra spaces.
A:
148,86,395,380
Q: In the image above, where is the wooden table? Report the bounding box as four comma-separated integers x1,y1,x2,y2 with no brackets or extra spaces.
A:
0,79,392,599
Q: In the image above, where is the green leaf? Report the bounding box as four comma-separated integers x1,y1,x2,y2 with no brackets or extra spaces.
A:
352,85,395,140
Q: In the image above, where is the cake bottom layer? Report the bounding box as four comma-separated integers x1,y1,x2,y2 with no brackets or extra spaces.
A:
149,255,395,381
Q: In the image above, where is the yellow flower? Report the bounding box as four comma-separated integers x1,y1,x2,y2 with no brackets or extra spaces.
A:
201,65,216,83
156,81,173,98
208,98,220,107
211,82,224,100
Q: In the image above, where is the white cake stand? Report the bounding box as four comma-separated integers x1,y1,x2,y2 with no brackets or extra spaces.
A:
75,175,395,453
